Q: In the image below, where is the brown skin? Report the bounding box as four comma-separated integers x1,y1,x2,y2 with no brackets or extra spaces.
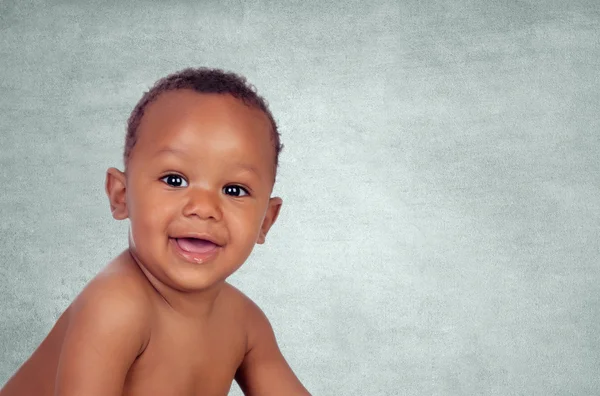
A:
0,90,310,396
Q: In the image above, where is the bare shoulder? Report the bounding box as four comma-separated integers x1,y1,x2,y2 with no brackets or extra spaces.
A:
220,283,267,325
219,283,280,354
53,253,153,395
0,252,154,396
220,283,281,346
226,283,311,396
72,254,153,336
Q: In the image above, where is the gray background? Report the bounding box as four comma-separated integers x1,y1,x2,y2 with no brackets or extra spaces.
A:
1,0,599,395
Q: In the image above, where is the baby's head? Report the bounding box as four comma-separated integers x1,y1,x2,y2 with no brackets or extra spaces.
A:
124,67,283,181
106,68,284,292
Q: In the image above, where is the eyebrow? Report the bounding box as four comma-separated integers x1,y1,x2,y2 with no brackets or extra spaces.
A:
155,147,262,179
155,147,188,157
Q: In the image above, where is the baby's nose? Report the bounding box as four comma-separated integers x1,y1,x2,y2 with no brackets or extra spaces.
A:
182,187,223,221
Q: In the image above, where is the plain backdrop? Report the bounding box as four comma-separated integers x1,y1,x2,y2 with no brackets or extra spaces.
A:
1,0,599,395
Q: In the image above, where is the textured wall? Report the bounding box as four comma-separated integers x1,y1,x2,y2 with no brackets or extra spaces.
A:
1,1,599,395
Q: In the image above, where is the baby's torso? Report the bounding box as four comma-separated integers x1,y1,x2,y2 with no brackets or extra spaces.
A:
3,281,250,396
122,302,247,396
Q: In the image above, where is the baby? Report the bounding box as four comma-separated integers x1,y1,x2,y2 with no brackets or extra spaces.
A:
1,68,311,396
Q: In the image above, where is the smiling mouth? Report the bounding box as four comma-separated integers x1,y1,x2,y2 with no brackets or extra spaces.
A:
170,237,221,264
175,237,219,254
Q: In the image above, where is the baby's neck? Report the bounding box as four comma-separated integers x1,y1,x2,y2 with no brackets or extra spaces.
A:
124,249,225,320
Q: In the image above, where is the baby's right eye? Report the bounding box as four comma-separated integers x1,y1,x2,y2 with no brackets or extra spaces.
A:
161,174,188,188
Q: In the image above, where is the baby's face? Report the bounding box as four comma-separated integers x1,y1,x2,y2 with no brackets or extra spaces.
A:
123,89,280,291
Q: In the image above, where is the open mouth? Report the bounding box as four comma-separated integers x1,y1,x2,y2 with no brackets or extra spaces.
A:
175,237,219,254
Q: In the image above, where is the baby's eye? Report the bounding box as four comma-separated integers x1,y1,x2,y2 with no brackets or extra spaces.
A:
161,174,188,188
223,185,249,197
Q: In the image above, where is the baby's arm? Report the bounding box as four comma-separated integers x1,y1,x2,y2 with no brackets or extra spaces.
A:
235,301,310,396
55,275,150,396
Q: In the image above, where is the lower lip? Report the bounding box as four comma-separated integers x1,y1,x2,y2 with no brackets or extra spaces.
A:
170,238,220,264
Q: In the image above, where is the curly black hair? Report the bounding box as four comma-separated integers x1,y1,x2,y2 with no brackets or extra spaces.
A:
124,67,283,177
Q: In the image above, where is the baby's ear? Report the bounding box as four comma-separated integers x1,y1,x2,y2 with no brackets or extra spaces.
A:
105,167,128,220
257,197,283,244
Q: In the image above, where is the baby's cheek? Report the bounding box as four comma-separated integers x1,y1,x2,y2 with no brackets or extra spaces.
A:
129,197,164,234
129,217,151,245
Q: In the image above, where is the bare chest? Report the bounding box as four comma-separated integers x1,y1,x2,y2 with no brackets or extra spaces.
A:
122,318,247,396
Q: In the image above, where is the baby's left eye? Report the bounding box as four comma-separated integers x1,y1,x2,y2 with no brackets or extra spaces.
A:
223,185,249,197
